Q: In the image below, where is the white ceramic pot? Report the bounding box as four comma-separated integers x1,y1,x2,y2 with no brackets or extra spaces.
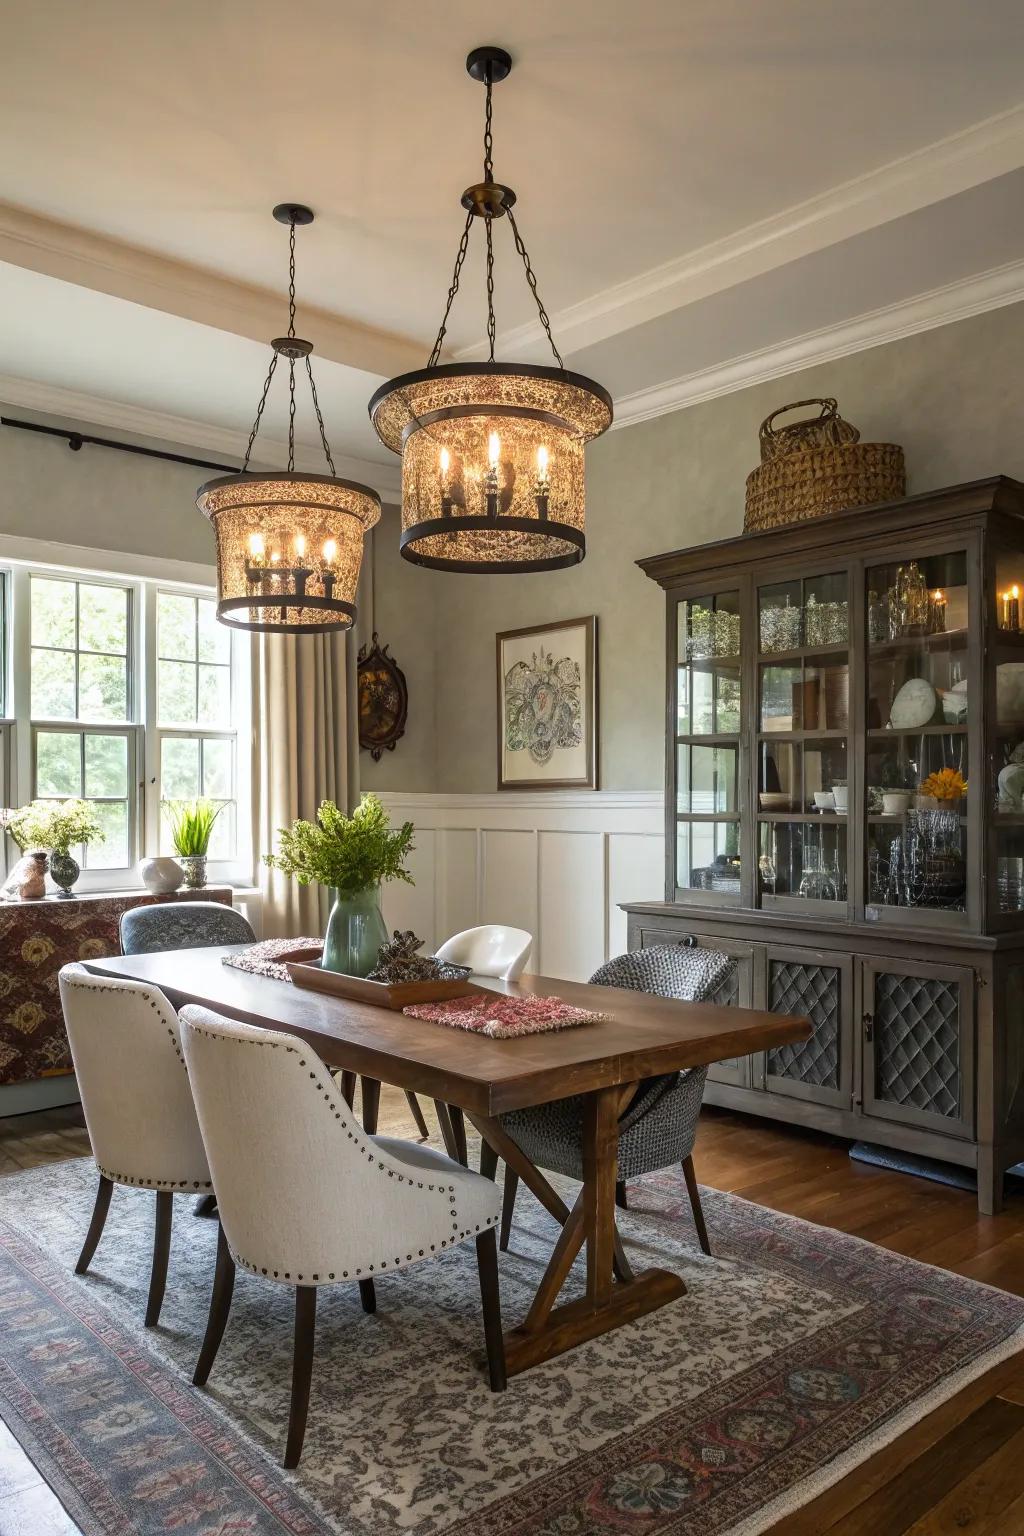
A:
813,791,835,810
139,857,184,895
832,785,849,812
882,791,912,816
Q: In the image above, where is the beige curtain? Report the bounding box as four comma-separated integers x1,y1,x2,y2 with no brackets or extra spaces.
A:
251,631,359,938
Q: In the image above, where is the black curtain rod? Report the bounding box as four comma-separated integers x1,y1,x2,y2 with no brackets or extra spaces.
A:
0,413,239,474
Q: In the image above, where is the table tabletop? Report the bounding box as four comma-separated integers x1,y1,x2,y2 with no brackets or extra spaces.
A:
86,946,810,1116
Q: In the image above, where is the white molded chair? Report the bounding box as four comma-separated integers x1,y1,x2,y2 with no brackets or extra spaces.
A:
435,925,533,982
58,963,212,1327
179,1005,505,1468
424,926,535,1160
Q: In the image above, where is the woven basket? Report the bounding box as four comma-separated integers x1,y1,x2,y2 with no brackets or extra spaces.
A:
744,398,905,533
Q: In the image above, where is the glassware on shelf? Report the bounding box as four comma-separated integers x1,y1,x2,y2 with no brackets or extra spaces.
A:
871,808,966,911
888,561,930,638
868,589,889,643
758,850,777,895
997,856,1024,912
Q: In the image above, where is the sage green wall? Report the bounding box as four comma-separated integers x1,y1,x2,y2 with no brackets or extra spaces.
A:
0,408,217,565
425,301,1024,793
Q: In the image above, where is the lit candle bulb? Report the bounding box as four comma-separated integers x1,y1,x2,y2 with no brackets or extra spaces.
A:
1001,591,1011,629
535,444,551,520
321,538,338,599
1012,584,1021,633
294,532,306,562
439,446,452,515
485,431,500,519
247,532,265,565
930,587,946,633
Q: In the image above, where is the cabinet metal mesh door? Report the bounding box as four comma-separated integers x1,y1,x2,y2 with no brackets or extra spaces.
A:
767,960,840,1090
873,972,961,1120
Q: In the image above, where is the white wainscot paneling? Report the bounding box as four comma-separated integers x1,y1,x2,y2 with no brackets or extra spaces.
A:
607,834,666,958
481,829,538,940
381,828,437,948
539,831,606,981
378,793,664,981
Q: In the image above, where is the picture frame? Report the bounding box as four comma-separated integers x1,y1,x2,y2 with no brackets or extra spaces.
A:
496,615,598,790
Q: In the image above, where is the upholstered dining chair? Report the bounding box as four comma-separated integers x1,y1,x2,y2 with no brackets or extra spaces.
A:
119,900,255,955
58,963,213,1327
496,945,736,1257
425,925,535,1163
179,1005,505,1468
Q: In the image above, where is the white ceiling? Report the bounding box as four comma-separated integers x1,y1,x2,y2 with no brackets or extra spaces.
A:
1,0,1023,489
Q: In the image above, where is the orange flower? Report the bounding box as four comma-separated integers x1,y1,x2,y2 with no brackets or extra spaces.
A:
920,768,968,801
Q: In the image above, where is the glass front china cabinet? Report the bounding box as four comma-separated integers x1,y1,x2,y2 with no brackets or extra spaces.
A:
626,477,1024,1212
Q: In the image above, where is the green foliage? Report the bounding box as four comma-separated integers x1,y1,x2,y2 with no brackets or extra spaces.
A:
4,798,104,854
165,798,224,856
264,794,415,895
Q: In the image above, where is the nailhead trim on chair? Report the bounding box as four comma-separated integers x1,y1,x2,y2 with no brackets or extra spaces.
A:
63,973,212,1192
184,1021,497,1286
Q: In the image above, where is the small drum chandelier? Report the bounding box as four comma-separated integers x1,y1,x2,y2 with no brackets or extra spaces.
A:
369,46,612,574
198,205,381,632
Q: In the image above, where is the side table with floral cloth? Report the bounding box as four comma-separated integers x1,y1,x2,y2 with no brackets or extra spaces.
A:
0,888,233,1086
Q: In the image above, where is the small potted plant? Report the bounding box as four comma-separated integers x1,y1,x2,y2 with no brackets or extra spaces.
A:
265,794,414,975
165,798,225,890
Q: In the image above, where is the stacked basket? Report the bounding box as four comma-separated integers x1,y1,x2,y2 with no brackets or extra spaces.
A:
744,398,905,534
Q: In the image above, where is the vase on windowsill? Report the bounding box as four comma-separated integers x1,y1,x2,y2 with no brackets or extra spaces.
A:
49,850,81,898
166,799,224,894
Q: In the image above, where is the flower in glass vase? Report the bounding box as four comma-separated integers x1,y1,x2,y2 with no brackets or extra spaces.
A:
264,794,415,976
919,768,968,804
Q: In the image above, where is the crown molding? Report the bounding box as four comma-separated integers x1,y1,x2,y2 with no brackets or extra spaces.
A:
0,201,430,380
0,373,402,496
457,103,1024,362
611,259,1024,430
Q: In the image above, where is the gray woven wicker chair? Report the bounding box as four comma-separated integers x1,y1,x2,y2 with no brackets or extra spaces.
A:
497,945,736,1256
120,902,255,956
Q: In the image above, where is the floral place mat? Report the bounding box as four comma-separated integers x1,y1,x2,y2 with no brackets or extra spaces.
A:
403,993,605,1039
222,937,323,982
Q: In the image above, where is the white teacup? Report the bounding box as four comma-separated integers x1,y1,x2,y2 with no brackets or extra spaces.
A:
813,791,835,811
832,785,849,812
882,791,911,815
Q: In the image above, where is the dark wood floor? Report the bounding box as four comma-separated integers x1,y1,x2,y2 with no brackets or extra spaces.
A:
1,1095,1022,1535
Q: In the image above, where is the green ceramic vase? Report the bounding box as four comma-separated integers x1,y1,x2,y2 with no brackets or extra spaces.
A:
322,886,388,976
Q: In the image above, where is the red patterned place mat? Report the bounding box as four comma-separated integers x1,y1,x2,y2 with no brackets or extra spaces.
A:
403,993,605,1039
223,938,323,982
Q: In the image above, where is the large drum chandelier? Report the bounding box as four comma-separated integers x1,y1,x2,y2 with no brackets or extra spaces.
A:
369,46,612,574
198,205,381,632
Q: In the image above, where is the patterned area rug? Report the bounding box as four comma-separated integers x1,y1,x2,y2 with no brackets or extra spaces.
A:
0,1154,1021,1536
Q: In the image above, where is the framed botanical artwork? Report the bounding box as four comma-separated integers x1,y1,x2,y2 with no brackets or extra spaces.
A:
496,616,598,790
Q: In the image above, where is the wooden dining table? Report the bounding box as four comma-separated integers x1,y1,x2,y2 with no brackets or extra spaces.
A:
86,946,810,1378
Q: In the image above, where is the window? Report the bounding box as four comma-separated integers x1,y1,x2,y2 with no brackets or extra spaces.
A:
155,592,236,859
1,559,250,891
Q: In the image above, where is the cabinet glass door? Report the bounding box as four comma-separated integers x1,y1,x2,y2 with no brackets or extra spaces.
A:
674,592,741,902
990,549,1024,918
756,570,849,914
864,550,968,923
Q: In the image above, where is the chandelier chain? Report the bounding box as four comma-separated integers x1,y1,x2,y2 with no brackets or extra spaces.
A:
427,209,474,368
287,358,297,472
483,72,494,183
241,351,279,472
485,215,496,362
287,216,298,337
506,207,565,370
305,357,338,476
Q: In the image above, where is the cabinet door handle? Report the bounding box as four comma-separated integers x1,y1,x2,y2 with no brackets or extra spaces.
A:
862,1012,874,1041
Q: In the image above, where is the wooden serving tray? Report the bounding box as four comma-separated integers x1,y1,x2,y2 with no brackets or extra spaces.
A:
285,962,482,1010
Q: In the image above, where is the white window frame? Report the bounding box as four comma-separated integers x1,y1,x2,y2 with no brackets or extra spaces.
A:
0,542,252,893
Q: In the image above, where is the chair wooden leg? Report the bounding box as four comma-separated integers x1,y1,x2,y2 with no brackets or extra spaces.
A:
433,1100,460,1159
194,1193,218,1219
616,1180,628,1210
359,1278,376,1314
479,1139,499,1181
682,1155,711,1256
360,1077,381,1134
193,1223,235,1386
405,1091,430,1140
75,1174,113,1275
284,1286,317,1469
476,1229,506,1392
339,1070,357,1108
500,1169,519,1251
449,1106,469,1166
145,1190,173,1328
